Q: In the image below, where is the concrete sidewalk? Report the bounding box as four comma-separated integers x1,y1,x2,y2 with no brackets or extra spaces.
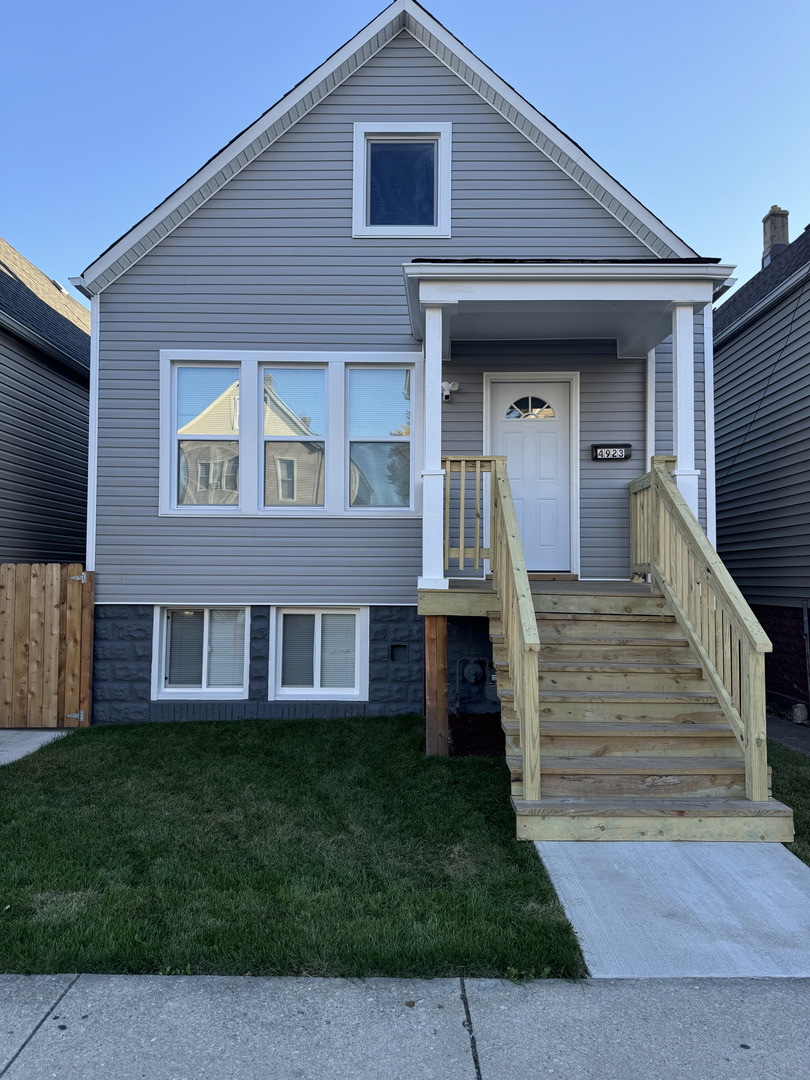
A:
0,730,68,766
0,974,807,1079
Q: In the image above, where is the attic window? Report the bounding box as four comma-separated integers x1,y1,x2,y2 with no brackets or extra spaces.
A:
352,122,451,238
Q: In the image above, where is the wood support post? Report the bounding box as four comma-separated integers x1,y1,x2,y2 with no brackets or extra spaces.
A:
424,614,448,756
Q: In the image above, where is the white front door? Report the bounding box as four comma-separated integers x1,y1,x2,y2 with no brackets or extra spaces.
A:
491,381,571,572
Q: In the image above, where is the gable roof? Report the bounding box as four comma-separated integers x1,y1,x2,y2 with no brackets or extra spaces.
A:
72,0,699,298
714,223,810,338
0,236,91,376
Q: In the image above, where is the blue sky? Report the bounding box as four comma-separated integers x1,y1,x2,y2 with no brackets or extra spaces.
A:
3,0,809,307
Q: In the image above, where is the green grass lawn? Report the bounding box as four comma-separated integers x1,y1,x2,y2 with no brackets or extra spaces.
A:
768,739,810,868
0,715,584,978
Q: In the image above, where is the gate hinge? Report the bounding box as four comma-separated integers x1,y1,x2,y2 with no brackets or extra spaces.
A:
69,572,88,583
66,710,85,723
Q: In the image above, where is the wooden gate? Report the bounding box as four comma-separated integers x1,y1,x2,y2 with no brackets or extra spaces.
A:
0,563,93,728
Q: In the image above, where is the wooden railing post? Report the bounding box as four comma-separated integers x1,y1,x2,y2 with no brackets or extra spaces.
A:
744,649,768,801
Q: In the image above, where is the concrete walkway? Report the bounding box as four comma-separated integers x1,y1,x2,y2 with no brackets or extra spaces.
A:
0,974,808,1079
537,840,810,978
0,730,68,766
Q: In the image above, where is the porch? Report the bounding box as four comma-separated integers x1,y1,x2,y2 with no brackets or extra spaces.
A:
417,455,794,842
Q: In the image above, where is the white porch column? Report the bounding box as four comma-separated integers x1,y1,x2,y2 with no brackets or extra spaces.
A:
671,303,700,517
418,305,448,590
645,347,656,472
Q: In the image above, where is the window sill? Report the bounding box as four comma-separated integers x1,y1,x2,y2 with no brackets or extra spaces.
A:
352,225,451,239
154,689,249,701
271,691,368,702
157,509,420,519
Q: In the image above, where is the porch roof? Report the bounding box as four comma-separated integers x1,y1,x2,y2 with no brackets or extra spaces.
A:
403,259,736,359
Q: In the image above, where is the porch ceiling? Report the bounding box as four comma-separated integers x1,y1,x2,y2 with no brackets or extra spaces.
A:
403,261,736,359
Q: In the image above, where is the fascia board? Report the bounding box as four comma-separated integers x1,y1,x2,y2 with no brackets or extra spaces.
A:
403,261,736,284
714,262,810,346
417,279,715,305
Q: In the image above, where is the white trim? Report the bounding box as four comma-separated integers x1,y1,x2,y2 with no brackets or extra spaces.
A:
702,304,716,544
418,306,448,589
483,372,581,576
269,606,370,702
645,348,656,472
160,350,422,364
85,295,100,571
352,121,451,238
671,304,700,517
151,605,251,701
158,350,423,518
75,0,699,295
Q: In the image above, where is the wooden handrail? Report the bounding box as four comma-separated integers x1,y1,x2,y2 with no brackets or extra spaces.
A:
440,456,542,799
629,457,772,801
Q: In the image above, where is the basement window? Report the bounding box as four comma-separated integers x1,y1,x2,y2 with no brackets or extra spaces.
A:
271,608,370,700
152,607,249,699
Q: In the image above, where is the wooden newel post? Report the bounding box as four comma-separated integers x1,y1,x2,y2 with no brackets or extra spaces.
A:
424,614,448,756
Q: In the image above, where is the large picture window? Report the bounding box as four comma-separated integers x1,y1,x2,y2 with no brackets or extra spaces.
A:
161,352,421,516
153,607,249,699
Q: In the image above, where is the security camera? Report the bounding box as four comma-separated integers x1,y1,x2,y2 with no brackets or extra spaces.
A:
441,380,459,402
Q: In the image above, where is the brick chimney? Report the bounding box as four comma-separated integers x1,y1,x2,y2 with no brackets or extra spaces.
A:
762,205,789,267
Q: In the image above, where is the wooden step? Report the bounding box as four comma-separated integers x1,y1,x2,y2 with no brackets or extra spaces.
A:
537,642,692,664
534,664,707,694
504,720,740,757
507,689,729,725
487,592,669,618
511,796,794,842
507,755,747,798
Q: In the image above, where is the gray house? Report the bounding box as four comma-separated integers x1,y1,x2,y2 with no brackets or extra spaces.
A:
715,207,810,713
71,1,791,842
0,237,90,563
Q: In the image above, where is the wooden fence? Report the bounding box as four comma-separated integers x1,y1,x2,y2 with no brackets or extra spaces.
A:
0,563,94,728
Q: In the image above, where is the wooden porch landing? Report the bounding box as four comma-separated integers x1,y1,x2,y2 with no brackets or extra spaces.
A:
418,579,657,618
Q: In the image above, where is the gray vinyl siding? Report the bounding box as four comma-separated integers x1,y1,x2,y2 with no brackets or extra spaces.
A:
0,328,89,563
95,31,659,604
715,281,810,606
444,341,645,580
653,311,707,528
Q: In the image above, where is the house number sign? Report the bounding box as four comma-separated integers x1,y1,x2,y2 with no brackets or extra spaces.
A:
591,444,632,460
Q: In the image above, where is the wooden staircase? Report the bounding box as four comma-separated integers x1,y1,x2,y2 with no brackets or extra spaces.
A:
425,454,794,843
491,589,794,842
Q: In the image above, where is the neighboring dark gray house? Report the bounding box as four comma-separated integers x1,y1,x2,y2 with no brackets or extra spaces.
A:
0,237,90,563
71,0,731,726
715,208,810,711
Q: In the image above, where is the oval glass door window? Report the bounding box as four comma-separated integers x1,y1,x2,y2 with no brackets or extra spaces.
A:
504,396,555,420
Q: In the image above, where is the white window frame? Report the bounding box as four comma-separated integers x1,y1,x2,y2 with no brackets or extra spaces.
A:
261,361,328,510
159,351,423,518
352,122,452,238
268,607,370,701
151,605,251,701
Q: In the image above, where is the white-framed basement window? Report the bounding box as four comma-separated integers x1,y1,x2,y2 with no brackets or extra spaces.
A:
151,606,250,700
352,122,452,238
269,607,370,701
160,351,422,517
